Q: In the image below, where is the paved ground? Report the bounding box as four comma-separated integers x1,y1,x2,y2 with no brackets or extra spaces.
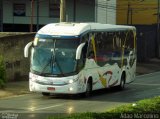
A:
0,71,160,116
0,58,160,99
0,81,29,98
136,58,160,75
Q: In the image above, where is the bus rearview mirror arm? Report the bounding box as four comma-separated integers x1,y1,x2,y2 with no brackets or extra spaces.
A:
24,41,33,58
76,43,85,60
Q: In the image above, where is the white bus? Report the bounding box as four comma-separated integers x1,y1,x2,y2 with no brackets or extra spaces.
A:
24,23,136,97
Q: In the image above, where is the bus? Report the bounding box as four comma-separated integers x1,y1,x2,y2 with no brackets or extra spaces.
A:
24,22,136,97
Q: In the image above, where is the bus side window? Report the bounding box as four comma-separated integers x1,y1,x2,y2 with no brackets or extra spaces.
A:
81,33,90,58
81,33,89,43
82,42,88,59
94,32,111,66
124,31,134,56
127,31,134,50
87,37,94,59
77,34,89,71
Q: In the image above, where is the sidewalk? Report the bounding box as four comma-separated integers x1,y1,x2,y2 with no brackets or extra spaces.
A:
136,58,160,75
1,58,160,99
0,81,30,98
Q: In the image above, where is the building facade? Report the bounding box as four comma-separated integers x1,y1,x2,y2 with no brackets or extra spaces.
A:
95,0,116,24
2,0,96,31
116,0,160,61
0,0,117,32
117,0,158,25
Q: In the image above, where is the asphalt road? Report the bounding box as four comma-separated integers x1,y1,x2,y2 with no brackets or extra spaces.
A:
0,72,160,118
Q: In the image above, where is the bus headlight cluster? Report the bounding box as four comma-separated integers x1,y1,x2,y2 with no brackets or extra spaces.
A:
69,79,74,84
68,77,78,84
30,73,38,82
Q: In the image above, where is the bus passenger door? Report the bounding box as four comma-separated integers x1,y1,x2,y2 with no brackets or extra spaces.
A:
124,31,136,83
126,50,136,83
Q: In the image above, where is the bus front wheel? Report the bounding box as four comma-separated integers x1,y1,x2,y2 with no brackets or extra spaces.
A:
42,92,50,96
84,80,92,97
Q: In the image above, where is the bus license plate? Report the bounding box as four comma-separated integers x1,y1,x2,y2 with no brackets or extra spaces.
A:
47,87,55,91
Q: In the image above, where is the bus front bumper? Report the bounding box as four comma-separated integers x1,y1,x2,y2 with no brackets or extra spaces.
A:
29,80,82,94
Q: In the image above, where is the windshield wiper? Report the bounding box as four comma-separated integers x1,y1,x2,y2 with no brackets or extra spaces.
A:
40,39,65,76
54,56,65,77
40,39,56,75
40,52,53,75
52,39,65,77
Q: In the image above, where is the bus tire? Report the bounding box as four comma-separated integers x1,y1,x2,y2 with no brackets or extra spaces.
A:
84,80,92,97
42,92,50,96
118,73,125,90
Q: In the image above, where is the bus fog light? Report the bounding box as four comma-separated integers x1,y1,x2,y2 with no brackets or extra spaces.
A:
69,87,73,91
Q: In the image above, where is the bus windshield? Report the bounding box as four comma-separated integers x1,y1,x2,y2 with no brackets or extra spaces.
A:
31,38,79,76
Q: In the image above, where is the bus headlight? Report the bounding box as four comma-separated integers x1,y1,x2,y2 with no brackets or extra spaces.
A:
68,77,78,84
69,79,74,84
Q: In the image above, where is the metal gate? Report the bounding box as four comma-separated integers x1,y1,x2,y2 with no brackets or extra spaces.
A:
136,25,157,62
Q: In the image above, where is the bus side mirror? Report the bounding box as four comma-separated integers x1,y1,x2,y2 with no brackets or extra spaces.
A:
76,43,85,60
24,41,33,58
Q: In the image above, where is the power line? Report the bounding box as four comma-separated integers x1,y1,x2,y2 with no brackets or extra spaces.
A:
79,0,158,12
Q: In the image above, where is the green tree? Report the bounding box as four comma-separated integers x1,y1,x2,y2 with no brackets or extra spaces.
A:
0,55,6,88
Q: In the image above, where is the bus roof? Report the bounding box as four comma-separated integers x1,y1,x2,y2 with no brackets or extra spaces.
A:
37,22,136,36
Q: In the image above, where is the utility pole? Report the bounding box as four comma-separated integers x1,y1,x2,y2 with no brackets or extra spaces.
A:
0,0,3,32
130,8,133,25
157,0,160,57
36,0,39,31
30,0,34,32
60,0,66,22
127,3,130,24
73,0,76,22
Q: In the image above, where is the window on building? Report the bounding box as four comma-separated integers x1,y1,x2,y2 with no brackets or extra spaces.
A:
49,0,60,18
13,4,26,16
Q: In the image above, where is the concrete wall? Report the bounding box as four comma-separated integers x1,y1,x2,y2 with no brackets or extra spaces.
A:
0,33,34,81
117,0,157,25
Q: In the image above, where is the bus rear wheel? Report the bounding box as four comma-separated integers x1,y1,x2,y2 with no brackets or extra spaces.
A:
118,73,125,90
42,92,50,96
